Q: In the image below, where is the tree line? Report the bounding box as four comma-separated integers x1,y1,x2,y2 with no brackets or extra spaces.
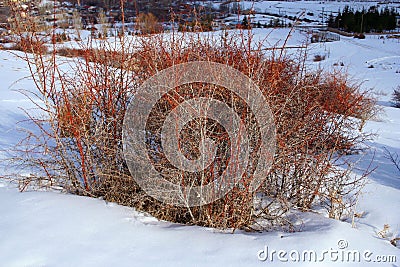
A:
328,6,399,33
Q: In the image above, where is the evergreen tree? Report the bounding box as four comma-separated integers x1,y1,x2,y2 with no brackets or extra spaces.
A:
332,5,398,33
241,16,249,29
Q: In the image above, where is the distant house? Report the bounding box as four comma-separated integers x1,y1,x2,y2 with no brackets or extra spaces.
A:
311,30,340,43
211,19,225,30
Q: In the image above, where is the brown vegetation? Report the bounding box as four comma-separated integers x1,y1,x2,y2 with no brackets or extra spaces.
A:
135,13,163,35
7,4,375,231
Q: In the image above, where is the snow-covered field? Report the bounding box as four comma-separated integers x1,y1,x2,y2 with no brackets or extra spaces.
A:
1,23,400,267
214,0,400,27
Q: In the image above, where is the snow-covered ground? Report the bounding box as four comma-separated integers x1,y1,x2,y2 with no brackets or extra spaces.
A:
1,27,400,266
213,0,400,27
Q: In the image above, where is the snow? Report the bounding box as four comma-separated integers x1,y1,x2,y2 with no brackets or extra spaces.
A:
1,15,400,267
310,35,400,102
213,0,400,27
0,181,399,266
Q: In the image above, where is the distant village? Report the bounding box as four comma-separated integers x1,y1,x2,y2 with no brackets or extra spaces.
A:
0,0,280,35
0,0,399,40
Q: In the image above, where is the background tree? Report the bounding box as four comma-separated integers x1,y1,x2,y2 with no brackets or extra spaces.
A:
392,87,400,108
136,12,162,34
72,10,83,39
98,9,108,38
334,5,398,33
241,16,250,29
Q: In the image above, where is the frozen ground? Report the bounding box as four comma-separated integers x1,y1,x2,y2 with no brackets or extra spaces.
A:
0,26,399,266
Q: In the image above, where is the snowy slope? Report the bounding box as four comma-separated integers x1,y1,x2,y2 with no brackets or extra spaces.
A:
212,0,400,27
0,28,400,266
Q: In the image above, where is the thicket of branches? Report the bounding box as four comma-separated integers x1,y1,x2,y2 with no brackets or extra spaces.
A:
7,3,376,231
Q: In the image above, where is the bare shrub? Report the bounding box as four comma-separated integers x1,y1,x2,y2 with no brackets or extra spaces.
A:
354,33,366,39
7,4,375,231
313,54,326,62
8,36,48,54
384,147,400,175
